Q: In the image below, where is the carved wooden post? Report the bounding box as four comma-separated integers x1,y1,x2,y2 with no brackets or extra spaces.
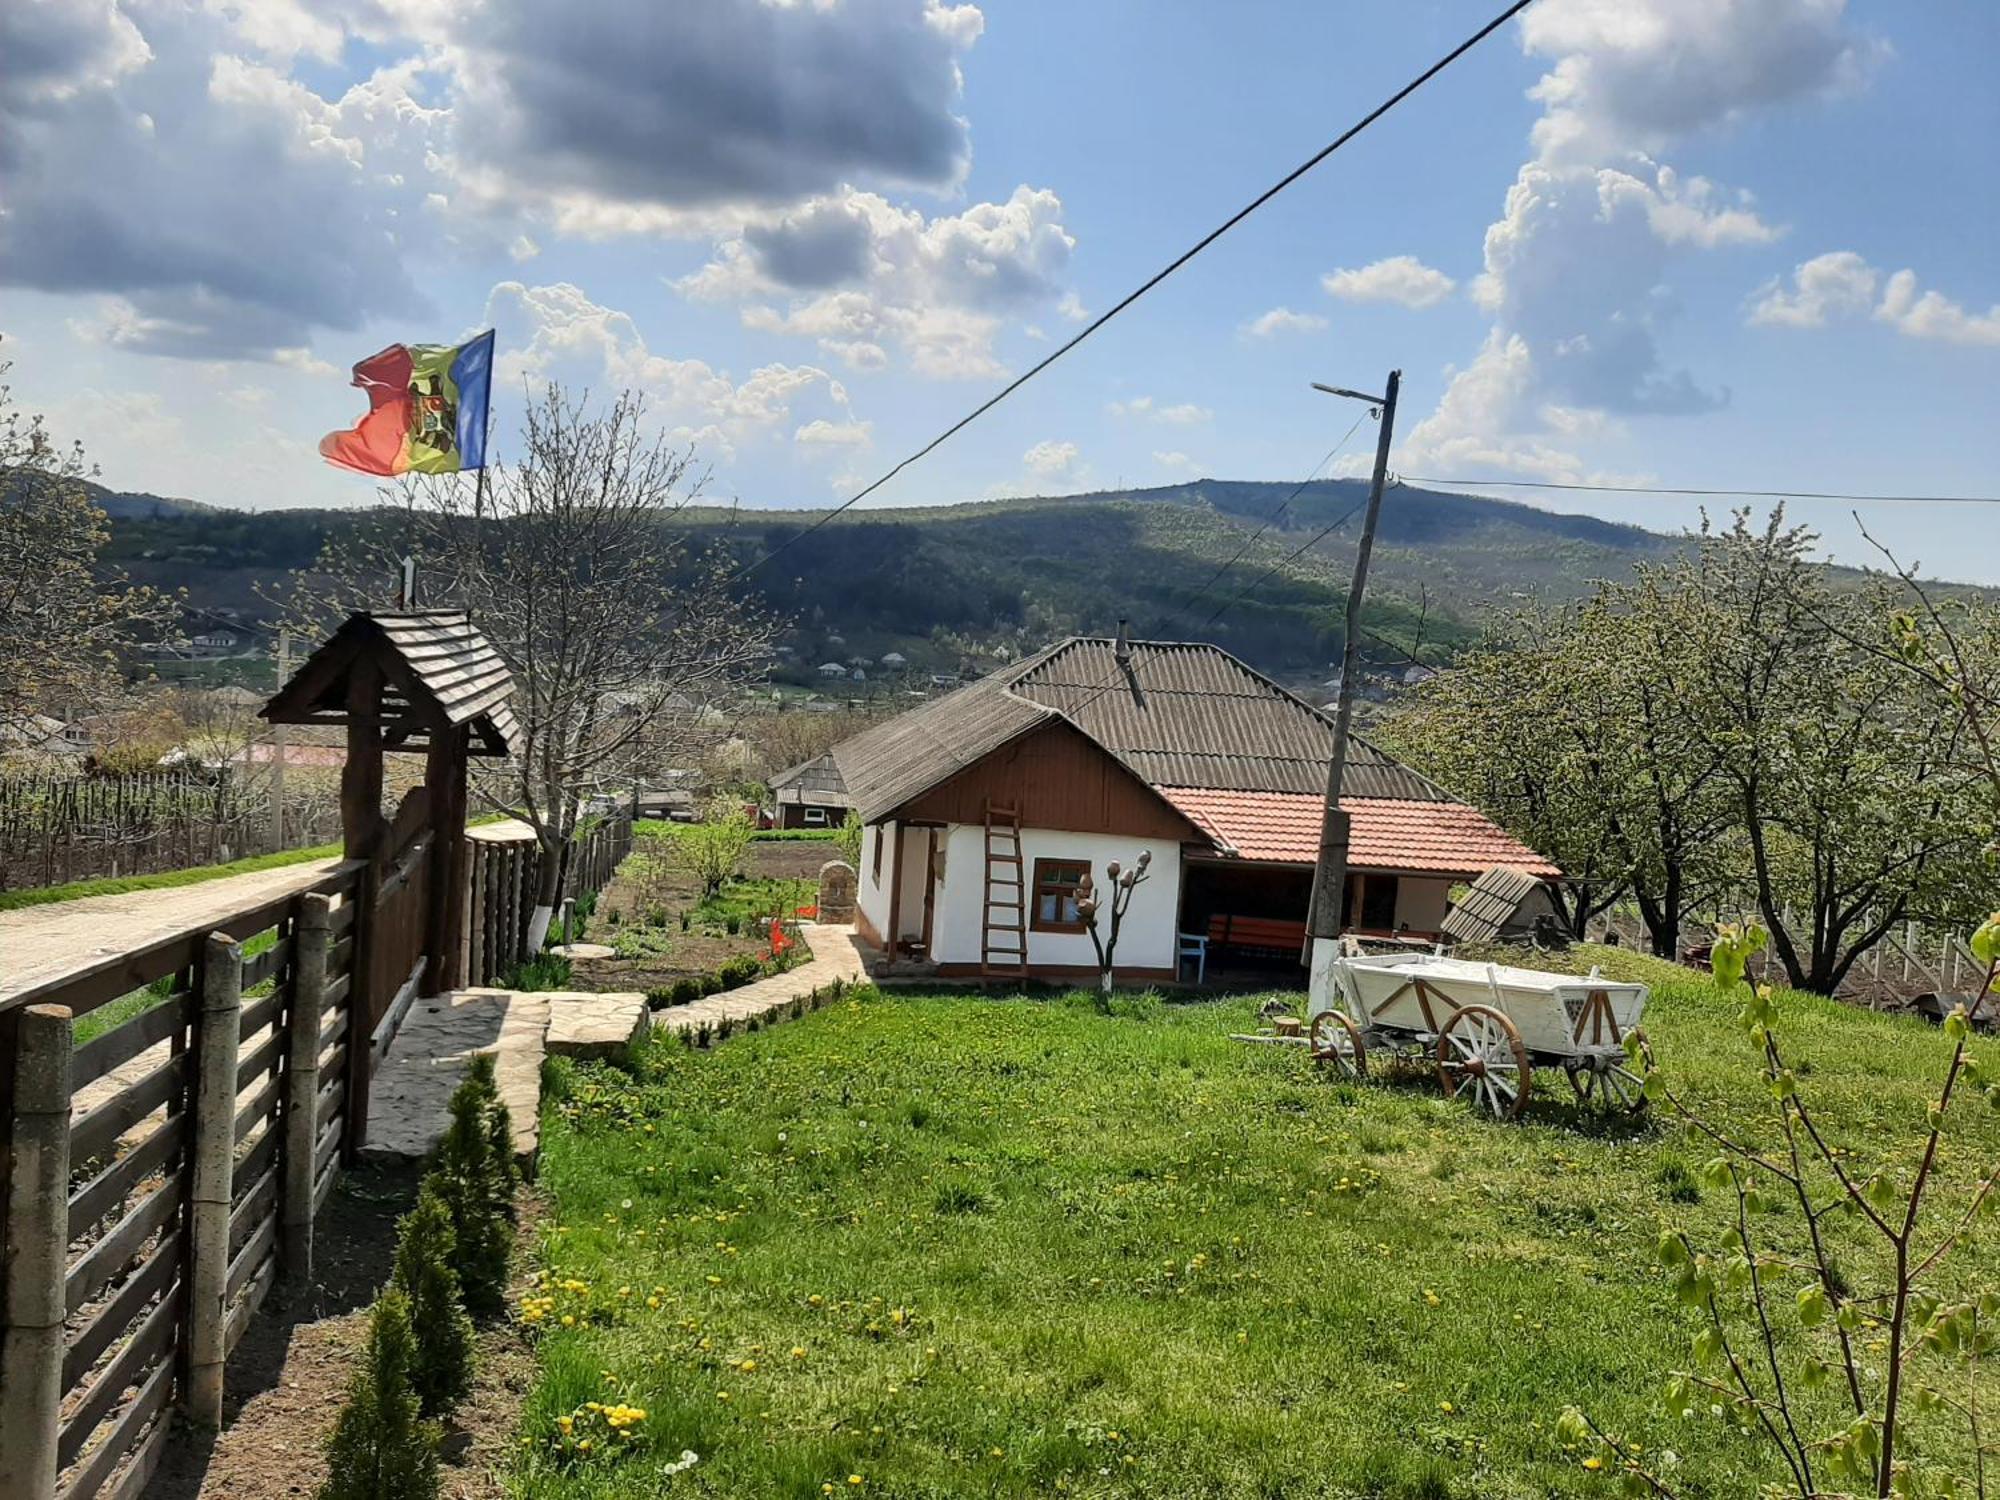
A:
284,895,331,1280
0,1006,72,1500
342,859,379,1165
187,933,243,1425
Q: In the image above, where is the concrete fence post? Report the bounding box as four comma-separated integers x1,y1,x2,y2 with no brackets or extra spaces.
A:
0,1005,74,1500
283,896,331,1281
186,933,242,1426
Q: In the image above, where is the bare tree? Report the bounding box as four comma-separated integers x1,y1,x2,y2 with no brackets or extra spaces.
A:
0,351,173,735
1077,851,1152,999
286,385,776,945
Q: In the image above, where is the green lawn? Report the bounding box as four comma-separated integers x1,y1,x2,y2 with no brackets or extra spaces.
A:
520,966,1999,1499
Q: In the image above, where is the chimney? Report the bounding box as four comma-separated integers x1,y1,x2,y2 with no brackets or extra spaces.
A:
1114,618,1130,665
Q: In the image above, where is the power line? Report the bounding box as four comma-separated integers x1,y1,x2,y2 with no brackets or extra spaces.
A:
1051,417,1380,723
730,0,1539,584
1172,414,1367,616
1401,476,2000,506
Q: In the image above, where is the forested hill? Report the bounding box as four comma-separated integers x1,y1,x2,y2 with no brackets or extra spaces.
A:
95,476,1690,681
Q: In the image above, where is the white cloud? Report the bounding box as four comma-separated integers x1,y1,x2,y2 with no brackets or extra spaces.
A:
1405,0,1870,477
1747,250,1878,327
1520,0,1882,163
1321,256,1457,309
1153,450,1199,472
485,280,854,460
1107,395,1210,425
1748,252,2000,345
1022,439,1079,477
0,8,452,360
683,184,1076,379
1242,306,1327,338
1056,291,1088,322
794,418,873,448
1876,268,2000,346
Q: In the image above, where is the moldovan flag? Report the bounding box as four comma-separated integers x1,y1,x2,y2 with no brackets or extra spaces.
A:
319,330,495,476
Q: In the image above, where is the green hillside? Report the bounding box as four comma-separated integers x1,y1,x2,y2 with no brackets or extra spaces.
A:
96,477,1691,685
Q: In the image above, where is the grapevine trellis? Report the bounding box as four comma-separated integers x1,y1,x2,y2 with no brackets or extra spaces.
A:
0,768,338,890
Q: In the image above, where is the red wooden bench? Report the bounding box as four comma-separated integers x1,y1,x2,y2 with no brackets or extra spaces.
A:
1207,914,1309,958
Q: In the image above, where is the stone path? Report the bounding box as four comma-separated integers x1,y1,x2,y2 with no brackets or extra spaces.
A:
361,988,649,1168
652,922,868,1044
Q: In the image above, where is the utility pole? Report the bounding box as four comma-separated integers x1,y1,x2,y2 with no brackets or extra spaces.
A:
1305,369,1400,947
269,627,290,853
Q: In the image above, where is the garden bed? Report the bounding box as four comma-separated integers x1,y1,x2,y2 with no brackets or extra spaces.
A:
559,837,821,996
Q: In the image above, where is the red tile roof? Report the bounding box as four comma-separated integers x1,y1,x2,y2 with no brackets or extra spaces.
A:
1161,788,1561,879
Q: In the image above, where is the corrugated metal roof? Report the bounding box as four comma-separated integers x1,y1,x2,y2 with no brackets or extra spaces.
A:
1441,866,1551,944
1161,788,1563,878
1014,639,1448,798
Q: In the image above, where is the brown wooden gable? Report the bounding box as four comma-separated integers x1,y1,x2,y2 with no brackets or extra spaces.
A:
891,718,1204,842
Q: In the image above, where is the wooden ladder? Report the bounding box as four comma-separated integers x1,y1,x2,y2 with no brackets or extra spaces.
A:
980,801,1029,976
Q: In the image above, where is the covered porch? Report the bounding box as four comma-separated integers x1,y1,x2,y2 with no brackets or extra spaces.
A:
1175,856,1454,984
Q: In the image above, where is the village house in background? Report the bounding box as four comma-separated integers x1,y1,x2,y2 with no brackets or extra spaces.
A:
814,633,1558,982
768,751,855,828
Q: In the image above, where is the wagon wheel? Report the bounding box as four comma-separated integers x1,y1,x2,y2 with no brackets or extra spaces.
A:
1436,1004,1530,1121
1565,1029,1653,1115
1309,1010,1367,1080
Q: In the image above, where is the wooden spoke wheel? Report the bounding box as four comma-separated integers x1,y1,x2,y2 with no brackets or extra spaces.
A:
1565,1029,1653,1115
1436,1004,1530,1121
1309,1009,1367,1080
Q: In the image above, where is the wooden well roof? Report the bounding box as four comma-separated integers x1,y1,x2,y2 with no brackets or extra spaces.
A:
261,610,519,757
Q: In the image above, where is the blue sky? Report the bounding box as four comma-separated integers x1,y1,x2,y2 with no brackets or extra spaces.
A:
4,0,1996,579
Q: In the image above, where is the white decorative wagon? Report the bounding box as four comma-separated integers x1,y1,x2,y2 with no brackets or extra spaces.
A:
1305,950,1652,1120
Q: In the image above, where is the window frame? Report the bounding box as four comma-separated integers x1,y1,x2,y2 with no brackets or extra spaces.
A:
1029,857,1091,934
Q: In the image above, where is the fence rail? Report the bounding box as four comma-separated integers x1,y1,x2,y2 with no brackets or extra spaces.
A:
0,811,635,1500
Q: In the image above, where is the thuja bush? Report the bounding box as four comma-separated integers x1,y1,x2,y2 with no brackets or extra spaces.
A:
390,1180,477,1419
1563,914,2000,1498
432,1054,519,1315
319,1288,440,1500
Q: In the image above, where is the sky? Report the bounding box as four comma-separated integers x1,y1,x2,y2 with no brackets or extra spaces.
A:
4,0,1997,580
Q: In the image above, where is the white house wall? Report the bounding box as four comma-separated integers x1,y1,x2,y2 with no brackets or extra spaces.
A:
932,824,1182,972
857,822,892,940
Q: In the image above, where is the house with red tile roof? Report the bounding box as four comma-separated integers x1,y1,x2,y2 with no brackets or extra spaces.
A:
817,632,1558,983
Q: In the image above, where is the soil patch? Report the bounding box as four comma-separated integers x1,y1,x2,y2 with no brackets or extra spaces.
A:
569,838,825,995
149,1168,543,1500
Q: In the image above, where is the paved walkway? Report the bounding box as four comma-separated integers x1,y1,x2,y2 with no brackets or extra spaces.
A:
653,923,869,1044
363,988,648,1167
0,856,352,1007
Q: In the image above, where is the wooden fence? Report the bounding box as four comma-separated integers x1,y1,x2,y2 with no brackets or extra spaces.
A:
0,864,363,1500
0,812,635,1499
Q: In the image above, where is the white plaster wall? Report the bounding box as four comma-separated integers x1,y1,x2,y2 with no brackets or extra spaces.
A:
932,825,1183,972
1395,877,1454,933
856,822,892,939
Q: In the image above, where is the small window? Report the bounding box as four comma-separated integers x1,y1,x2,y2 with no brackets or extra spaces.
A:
871,824,883,884
803,806,829,826
1031,858,1090,933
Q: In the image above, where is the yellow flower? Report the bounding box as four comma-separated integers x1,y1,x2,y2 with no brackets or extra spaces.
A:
1438,1401,1455,1414
791,1346,808,1360
1582,1455,1604,1471
849,1476,864,1486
